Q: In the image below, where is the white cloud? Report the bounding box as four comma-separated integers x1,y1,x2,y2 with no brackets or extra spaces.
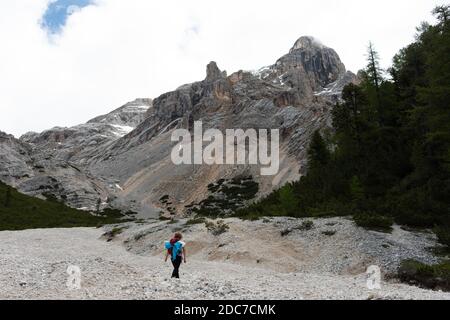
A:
0,0,445,137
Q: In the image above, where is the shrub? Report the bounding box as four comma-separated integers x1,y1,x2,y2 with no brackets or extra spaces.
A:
398,259,450,291
297,220,314,231
238,213,261,221
198,176,260,217
205,220,229,236
111,227,124,235
102,226,125,242
159,195,169,202
280,228,292,237
322,230,336,236
354,213,393,232
185,217,206,225
435,227,450,250
101,208,125,219
281,220,314,236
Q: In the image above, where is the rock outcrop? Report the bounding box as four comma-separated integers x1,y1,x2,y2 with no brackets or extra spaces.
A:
0,131,34,184
0,99,151,209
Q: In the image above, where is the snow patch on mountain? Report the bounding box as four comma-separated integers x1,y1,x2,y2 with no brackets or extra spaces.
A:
111,124,134,136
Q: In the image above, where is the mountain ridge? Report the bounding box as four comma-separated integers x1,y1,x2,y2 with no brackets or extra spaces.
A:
0,36,358,217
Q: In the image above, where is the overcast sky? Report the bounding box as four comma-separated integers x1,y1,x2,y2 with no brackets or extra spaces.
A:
0,0,445,137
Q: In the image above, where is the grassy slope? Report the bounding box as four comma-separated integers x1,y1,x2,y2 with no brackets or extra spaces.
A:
0,181,125,231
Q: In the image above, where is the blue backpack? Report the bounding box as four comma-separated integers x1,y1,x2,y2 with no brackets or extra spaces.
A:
165,240,183,261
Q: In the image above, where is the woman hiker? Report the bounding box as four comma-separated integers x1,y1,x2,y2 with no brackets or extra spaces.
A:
164,232,187,278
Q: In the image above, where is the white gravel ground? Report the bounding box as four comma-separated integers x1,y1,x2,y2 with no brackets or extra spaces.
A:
0,217,449,300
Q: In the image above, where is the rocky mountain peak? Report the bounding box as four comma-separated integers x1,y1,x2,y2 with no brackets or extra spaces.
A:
205,61,226,81
272,36,347,95
251,36,348,103
289,36,325,52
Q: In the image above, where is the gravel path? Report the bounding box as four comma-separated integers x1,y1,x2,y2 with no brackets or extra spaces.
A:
0,218,449,300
